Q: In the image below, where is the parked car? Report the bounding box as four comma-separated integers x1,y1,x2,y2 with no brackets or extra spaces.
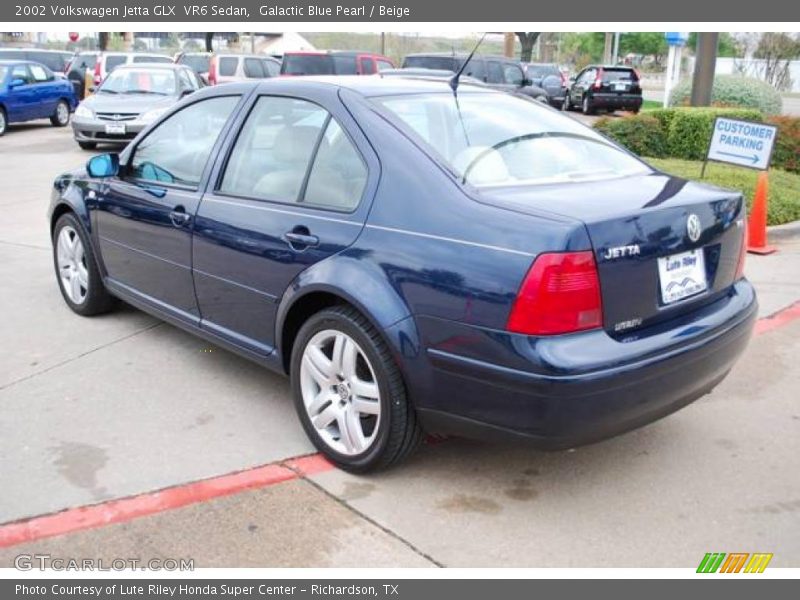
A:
379,67,483,85
49,77,755,472
91,52,174,87
524,62,567,107
402,53,549,101
71,63,202,149
174,51,212,84
207,53,281,85
280,51,394,76
563,65,643,115
0,48,73,74
65,51,98,100
0,60,77,136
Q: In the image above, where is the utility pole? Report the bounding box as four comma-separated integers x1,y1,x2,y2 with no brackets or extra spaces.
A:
690,32,719,106
612,32,621,65
380,32,386,56
503,32,515,58
603,32,613,64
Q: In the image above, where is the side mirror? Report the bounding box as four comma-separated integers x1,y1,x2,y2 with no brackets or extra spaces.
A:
521,78,533,87
86,153,119,178
180,88,194,97
9,78,26,88
569,76,576,84
88,85,96,93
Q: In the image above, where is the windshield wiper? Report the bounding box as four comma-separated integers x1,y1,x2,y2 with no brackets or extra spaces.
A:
98,89,118,94
124,89,166,95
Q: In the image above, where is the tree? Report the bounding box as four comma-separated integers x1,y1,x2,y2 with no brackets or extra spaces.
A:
205,32,214,52
515,33,541,63
754,32,800,90
620,32,667,65
98,32,109,51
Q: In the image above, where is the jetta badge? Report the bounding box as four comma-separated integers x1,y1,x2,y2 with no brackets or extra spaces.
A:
687,214,702,242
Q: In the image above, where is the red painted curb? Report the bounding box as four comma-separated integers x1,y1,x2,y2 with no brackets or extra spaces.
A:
284,453,335,476
755,302,800,336
0,463,296,549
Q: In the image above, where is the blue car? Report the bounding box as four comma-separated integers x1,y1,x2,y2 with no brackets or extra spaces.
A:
0,60,77,136
48,77,757,471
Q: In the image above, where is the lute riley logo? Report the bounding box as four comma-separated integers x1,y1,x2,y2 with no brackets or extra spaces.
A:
697,552,773,573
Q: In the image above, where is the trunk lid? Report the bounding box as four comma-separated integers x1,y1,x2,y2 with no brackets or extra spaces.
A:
479,172,746,335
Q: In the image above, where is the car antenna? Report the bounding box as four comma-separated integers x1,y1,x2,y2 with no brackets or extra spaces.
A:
449,32,486,94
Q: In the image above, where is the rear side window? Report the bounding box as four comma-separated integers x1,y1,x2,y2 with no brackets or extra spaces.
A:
220,96,366,211
105,55,126,72
527,65,558,78
333,55,357,75
376,59,394,71
180,54,210,73
10,65,31,84
130,96,239,188
282,54,335,75
220,97,327,203
486,61,504,84
359,57,376,74
602,68,637,82
263,59,280,77
218,57,238,76
244,58,266,78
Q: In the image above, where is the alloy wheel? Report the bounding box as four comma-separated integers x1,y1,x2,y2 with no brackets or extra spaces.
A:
0,111,6,134
56,102,69,125
299,329,381,456
56,225,88,304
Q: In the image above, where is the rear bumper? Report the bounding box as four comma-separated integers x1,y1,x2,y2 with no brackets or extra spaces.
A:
414,280,757,448
591,93,643,110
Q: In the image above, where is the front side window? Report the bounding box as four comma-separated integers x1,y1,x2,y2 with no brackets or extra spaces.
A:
374,92,650,187
263,59,280,77
29,64,52,83
104,55,126,72
503,64,524,86
129,96,239,188
220,96,366,211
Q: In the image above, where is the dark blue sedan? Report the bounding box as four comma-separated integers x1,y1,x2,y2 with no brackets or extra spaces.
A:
0,60,77,136
48,77,757,471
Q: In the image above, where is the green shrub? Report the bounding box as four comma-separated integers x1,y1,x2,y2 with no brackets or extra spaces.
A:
669,75,783,116
768,115,800,174
594,114,668,158
598,107,764,161
662,108,764,160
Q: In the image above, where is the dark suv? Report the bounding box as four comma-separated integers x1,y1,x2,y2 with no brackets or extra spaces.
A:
281,51,394,76
563,65,642,115
402,53,549,102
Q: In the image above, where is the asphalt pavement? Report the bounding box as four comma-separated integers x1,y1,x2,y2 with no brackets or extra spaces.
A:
0,121,798,568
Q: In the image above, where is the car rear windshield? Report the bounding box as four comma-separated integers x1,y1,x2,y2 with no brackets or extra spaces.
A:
602,68,637,82
403,56,458,71
180,54,210,73
374,92,649,187
218,56,238,76
282,54,335,75
99,68,177,95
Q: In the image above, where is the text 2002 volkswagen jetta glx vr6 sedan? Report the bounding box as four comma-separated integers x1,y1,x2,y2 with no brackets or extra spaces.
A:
49,77,757,472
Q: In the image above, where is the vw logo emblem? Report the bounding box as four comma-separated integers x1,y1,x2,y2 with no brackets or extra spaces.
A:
113,114,121,121
687,214,702,243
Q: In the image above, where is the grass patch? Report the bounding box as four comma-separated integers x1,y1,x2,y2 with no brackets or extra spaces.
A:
641,99,662,110
645,157,800,226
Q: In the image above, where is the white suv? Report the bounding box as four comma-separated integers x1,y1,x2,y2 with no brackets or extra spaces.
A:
92,52,173,86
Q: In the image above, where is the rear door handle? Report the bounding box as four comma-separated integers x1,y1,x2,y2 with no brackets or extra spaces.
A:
283,230,320,249
169,205,191,227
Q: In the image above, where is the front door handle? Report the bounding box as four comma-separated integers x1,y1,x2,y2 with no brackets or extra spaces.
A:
283,228,320,250
169,205,191,227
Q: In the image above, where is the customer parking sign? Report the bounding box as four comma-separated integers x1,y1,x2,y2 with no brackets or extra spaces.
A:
706,117,778,171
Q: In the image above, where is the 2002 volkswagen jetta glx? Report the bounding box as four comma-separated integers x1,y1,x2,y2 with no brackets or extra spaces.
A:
49,77,757,471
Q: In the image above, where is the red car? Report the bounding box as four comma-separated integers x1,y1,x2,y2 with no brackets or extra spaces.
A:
281,51,394,76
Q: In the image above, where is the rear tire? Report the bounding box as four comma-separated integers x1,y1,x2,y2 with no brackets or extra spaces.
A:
290,305,422,473
50,100,70,127
562,95,572,111
52,212,115,317
78,141,97,150
0,107,7,136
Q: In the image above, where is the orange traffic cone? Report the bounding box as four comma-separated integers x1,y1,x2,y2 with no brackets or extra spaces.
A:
747,171,776,255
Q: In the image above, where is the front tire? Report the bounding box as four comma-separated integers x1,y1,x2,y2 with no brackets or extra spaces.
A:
582,95,595,115
51,100,70,127
0,107,7,136
52,212,115,316
290,305,422,472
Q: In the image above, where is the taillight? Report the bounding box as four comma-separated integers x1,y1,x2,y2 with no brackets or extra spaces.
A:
735,221,748,280
93,60,101,85
507,251,603,336
208,57,217,85
593,67,604,90
560,71,567,87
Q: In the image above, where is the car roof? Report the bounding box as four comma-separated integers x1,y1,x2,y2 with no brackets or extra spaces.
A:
0,59,45,67
113,62,187,71
0,48,67,54
404,52,516,61
204,75,497,98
